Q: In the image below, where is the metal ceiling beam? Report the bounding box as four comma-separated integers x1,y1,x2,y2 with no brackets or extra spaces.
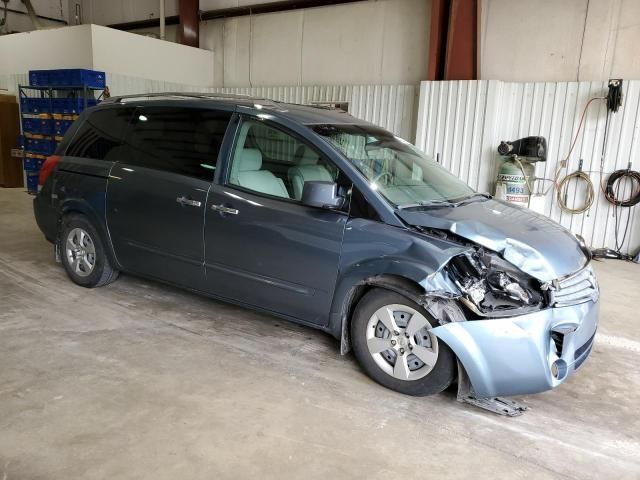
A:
178,0,199,47
427,0,449,81
444,0,477,80
106,0,362,31
427,0,478,81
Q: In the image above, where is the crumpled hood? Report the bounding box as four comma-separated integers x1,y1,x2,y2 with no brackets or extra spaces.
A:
397,199,587,282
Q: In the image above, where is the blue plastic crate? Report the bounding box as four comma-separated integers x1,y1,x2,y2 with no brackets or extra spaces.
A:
23,157,45,171
51,97,97,114
53,119,74,136
26,171,39,193
25,138,56,155
28,70,50,86
48,69,106,88
22,118,53,135
20,97,51,114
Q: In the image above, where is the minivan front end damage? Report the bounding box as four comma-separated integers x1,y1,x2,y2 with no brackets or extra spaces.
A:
431,299,598,398
420,249,599,398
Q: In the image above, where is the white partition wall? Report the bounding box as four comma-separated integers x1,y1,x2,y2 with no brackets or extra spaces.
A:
415,80,640,254
0,25,214,87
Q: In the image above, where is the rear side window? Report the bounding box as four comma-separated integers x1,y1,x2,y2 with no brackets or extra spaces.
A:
65,107,133,160
120,106,232,181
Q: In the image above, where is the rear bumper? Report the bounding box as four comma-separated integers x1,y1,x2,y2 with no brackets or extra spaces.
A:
33,195,57,243
431,300,599,398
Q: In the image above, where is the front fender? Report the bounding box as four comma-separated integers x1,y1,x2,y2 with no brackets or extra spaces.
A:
329,218,470,348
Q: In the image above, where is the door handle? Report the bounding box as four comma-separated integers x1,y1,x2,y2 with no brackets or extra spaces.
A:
211,204,239,215
176,196,202,207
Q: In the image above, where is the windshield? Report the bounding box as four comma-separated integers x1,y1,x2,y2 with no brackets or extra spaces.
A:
313,124,476,208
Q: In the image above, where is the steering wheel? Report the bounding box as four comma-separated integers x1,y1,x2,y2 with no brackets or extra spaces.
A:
372,171,393,186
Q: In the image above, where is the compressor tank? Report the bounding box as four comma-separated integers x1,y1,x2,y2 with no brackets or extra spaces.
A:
495,157,535,207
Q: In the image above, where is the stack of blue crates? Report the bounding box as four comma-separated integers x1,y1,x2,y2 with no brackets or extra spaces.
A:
20,68,106,193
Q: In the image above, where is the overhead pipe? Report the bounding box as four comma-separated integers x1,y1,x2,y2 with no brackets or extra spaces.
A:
159,0,165,40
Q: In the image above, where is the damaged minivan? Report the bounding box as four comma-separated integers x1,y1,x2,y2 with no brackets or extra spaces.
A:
33,94,599,404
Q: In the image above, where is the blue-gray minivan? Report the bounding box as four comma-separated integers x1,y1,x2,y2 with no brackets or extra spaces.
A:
33,93,599,404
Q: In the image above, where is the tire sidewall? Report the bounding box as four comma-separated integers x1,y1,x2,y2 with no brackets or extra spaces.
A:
58,214,108,288
350,289,457,396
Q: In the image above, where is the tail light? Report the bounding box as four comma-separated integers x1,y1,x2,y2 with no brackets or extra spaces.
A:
38,155,61,192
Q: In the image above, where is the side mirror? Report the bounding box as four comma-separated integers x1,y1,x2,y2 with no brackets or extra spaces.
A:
301,181,344,209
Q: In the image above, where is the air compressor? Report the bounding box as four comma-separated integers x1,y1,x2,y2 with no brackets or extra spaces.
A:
495,136,547,207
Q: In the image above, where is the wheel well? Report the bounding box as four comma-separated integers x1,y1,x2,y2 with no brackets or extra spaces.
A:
339,274,426,355
57,209,83,237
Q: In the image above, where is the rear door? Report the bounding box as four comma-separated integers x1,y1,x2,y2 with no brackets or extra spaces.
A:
106,104,233,290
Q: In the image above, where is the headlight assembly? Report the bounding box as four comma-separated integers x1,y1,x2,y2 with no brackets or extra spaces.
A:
447,250,545,316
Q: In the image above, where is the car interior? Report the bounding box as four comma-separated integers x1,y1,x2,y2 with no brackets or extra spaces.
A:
229,120,337,200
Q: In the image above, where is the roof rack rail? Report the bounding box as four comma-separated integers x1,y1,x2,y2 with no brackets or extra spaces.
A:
102,91,274,104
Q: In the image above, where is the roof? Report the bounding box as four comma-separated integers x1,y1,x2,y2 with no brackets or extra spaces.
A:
99,92,372,126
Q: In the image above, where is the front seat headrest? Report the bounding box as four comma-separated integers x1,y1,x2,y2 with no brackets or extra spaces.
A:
237,148,262,172
295,145,319,165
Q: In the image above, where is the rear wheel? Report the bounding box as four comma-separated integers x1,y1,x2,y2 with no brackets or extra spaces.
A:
58,214,119,288
350,289,456,396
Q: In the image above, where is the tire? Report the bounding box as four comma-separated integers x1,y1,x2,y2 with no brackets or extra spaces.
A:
58,214,119,288
350,288,456,396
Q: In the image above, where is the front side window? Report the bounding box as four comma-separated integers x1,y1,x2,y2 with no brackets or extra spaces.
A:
120,106,232,181
66,107,133,160
227,118,339,201
312,124,475,208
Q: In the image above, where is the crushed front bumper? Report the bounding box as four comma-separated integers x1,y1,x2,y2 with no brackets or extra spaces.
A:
431,300,599,398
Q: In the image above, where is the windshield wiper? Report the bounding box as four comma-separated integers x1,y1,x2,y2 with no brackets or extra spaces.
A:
397,193,491,210
397,200,453,210
453,192,492,205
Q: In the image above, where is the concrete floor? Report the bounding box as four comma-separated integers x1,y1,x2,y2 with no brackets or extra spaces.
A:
0,187,639,480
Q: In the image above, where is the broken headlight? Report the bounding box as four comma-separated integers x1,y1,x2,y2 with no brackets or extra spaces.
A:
448,250,545,316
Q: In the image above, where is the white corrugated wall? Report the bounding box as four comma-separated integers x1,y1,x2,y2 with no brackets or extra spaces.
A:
1,73,418,140
208,84,418,141
90,74,419,140
416,80,640,254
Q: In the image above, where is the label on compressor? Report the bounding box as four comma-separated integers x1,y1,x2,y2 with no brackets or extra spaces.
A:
496,173,530,207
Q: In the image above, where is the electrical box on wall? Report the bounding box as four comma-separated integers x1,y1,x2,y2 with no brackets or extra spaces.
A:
607,79,623,112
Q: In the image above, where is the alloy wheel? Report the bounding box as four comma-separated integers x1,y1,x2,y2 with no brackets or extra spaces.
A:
65,227,96,277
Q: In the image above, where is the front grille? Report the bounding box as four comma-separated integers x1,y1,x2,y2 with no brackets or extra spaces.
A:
547,266,599,307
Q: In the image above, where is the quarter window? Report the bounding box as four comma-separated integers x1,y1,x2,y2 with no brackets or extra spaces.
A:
65,107,133,160
227,119,340,201
121,107,232,181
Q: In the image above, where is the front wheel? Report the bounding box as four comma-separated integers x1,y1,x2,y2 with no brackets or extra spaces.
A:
350,289,456,396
